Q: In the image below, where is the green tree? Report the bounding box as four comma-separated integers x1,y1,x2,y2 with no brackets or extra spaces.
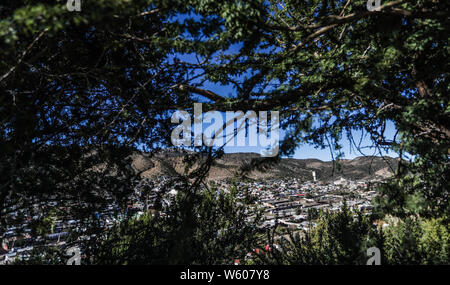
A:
382,216,449,264
89,181,261,265
0,0,208,239
177,0,449,218
1,0,449,265
257,204,373,265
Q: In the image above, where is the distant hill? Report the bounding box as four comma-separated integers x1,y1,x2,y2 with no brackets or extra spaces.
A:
131,151,399,182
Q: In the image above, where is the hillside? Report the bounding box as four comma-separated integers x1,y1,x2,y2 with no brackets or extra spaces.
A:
131,151,399,182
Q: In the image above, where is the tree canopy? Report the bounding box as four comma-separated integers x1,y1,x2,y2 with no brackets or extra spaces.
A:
1,0,448,264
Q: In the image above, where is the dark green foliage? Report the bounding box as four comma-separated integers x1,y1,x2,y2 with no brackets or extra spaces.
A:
254,207,449,265
90,182,261,265
1,0,449,265
256,204,374,265
1,0,197,236
381,216,449,265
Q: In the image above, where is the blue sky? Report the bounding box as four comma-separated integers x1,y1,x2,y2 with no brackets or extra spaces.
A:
199,82,398,161
170,75,399,161
171,44,399,161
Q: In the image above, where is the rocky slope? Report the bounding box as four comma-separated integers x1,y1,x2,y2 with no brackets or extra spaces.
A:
131,151,398,182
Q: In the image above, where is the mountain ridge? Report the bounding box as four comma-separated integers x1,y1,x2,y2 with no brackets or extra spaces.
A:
131,151,399,182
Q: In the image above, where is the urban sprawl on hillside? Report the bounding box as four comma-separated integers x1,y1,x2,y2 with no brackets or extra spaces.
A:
0,173,384,264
